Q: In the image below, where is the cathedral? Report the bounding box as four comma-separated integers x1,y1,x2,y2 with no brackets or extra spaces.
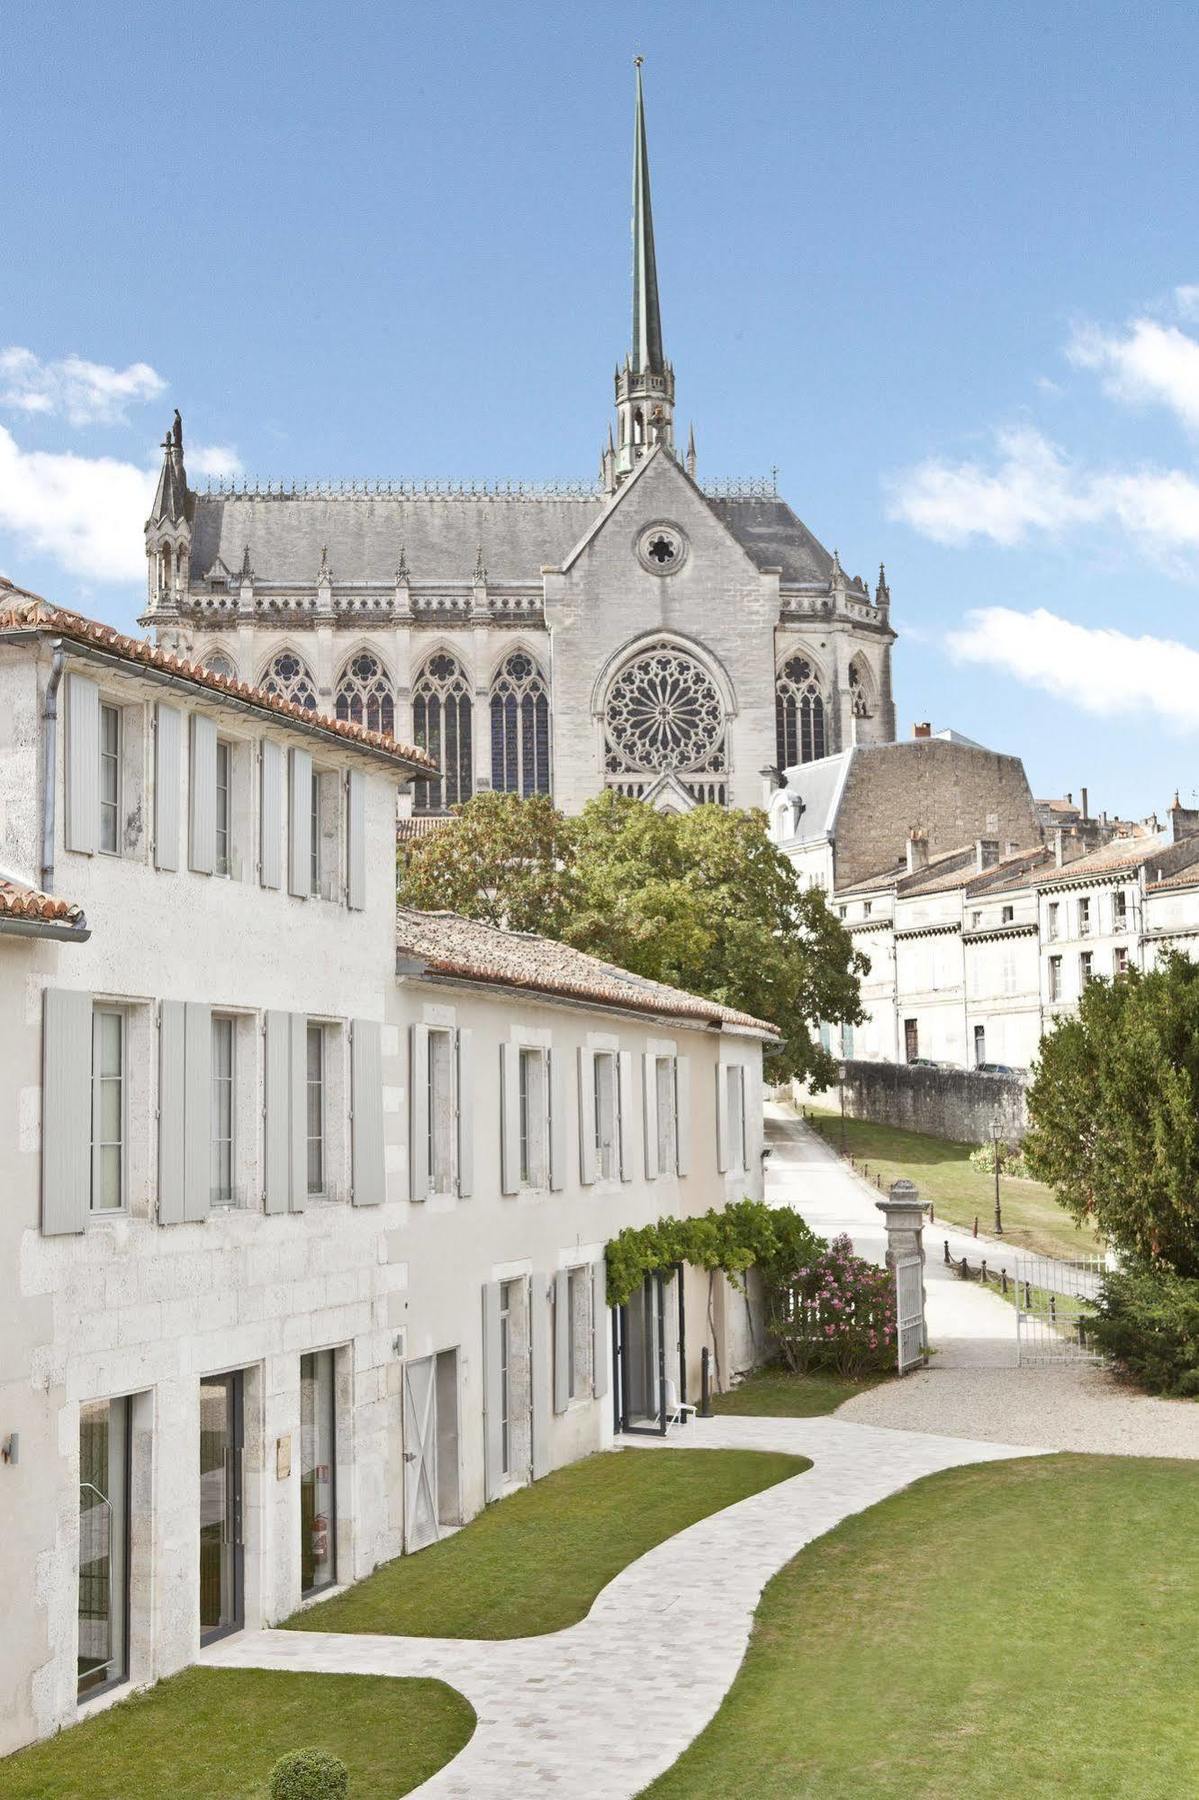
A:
141,67,896,819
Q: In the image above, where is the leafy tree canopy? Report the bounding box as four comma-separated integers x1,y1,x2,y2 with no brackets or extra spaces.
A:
398,791,863,1084
1025,954,1199,1277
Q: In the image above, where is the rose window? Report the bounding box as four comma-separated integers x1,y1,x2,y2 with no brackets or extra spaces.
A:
604,644,726,776
259,649,317,710
636,522,687,575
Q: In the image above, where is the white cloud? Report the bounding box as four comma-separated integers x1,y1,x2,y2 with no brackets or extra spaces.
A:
1174,285,1199,322
188,443,243,479
1068,317,1199,432
947,606,1199,733
0,347,166,427
0,425,154,582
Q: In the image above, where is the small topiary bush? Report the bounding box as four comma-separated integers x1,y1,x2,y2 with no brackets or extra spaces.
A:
768,1233,897,1377
1086,1263,1199,1397
269,1748,350,1800
968,1140,1030,1178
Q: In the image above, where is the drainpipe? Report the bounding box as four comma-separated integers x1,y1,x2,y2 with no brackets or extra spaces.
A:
40,640,65,893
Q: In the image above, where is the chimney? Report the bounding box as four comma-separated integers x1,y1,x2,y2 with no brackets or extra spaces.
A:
1080,786,1089,821
913,722,932,739
1054,827,1086,868
906,828,930,874
975,838,1000,872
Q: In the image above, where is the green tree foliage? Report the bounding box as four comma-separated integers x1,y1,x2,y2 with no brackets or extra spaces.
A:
398,791,863,1084
1025,954,1199,1276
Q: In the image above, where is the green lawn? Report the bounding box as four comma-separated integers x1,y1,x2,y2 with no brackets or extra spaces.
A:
643,1454,1199,1800
0,1668,474,1800
712,1365,887,1416
287,1447,807,1639
804,1106,1095,1259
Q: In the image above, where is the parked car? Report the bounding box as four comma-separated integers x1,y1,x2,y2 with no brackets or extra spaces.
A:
976,1062,1020,1075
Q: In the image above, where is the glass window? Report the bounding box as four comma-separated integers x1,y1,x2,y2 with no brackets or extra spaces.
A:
299,1351,336,1595
1047,902,1059,940
1114,890,1128,926
211,1016,235,1204
1078,897,1091,936
1001,905,1014,924
412,653,473,814
310,769,320,896
99,703,120,855
594,1051,617,1180
306,1023,324,1195
655,1057,677,1173
78,1396,130,1699
518,1048,547,1187
490,652,551,796
1048,955,1062,1001
1080,951,1093,985
91,1008,124,1212
215,740,231,876
1114,945,1130,976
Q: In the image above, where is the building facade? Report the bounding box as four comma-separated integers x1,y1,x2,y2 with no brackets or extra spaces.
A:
138,69,896,821
0,585,771,1757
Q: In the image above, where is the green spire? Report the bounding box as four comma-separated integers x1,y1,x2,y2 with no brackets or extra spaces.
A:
631,58,665,376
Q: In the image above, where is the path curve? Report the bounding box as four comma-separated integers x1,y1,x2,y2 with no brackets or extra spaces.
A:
201,1417,1038,1797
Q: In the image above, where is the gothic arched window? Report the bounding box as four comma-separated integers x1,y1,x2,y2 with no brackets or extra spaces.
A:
203,649,237,680
336,650,395,736
412,651,472,814
848,657,873,720
259,650,317,711
490,651,550,796
603,642,727,802
776,655,827,767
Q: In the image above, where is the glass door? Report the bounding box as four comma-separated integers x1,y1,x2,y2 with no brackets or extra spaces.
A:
199,1372,244,1643
299,1351,336,1594
78,1397,130,1698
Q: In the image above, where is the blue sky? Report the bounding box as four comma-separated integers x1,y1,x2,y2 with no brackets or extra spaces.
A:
5,0,1199,816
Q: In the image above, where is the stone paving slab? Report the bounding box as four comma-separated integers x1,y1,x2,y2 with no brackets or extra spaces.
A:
201,1417,1037,1797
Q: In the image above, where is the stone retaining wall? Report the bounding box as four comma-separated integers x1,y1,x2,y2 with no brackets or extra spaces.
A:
798,1060,1028,1145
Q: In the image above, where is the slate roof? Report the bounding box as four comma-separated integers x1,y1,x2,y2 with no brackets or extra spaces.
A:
704,496,834,584
0,582,436,774
395,908,777,1035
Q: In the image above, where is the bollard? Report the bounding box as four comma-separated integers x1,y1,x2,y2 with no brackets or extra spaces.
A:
960,1256,968,1279
944,1238,951,1265
1049,1293,1057,1324
980,1261,988,1283
1024,1281,1032,1307
1001,1269,1008,1295
700,1346,713,1418
972,1216,979,1238
929,1202,935,1223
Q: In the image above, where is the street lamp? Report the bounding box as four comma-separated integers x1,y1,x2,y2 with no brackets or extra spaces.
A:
991,1121,1004,1237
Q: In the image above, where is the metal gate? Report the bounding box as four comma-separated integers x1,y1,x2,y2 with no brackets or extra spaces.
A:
1012,1253,1105,1366
894,1254,927,1373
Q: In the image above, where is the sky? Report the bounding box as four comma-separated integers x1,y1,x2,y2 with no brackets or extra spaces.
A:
4,0,1199,818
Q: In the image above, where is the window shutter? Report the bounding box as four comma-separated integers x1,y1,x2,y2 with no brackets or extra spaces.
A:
738,1066,748,1169
591,1260,610,1399
64,673,99,854
154,704,181,871
553,1269,570,1414
188,712,217,875
617,1050,634,1182
455,1027,473,1198
41,987,92,1234
288,747,313,897
260,740,283,889
577,1047,597,1186
675,1055,691,1177
263,1010,290,1214
183,1001,212,1222
409,1023,430,1203
642,1052,659,1180
529,1272,552,1480
500,1043,521,1195
346,769,366,911
157,1000,186,1225
548,1048,567,1192
351,1018,384,1206
288,1012,307,1210
716,1062,730,1174
482,1281,504,1502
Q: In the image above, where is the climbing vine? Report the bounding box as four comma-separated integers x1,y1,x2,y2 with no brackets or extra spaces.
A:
604,1198,824,1306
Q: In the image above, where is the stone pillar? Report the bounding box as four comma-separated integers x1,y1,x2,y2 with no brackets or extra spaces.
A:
876,1178,929,1374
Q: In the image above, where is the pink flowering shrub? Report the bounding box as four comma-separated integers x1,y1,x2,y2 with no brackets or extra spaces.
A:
770,1233,897,1376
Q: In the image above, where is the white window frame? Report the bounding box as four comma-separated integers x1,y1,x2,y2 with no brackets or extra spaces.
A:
91,1005,126,1213
306,1021,326,1196
1078,896,1091,937
99,702,121,856
499,1278,516,1476
310,767,321,897
427,1026,457,1194
1046,901,1059,941
594,1051,617,1181
211,1014,236,1204
215,738,232,877
1079,950,1093,987
1048,955,1062,1002
655,1055,677,1174
518,1046,549,1189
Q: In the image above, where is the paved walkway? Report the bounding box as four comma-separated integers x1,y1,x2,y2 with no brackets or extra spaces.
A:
201,1416,1035,1797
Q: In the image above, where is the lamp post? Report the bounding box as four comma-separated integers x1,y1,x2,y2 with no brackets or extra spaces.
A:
991,1121,1004,1237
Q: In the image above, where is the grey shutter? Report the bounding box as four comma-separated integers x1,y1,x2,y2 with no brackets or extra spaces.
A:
643,1052,659,1180
548,1048,567,1192
260,740,283,889
553,1269,570,1414
455,1027,473,1198
288,1012,307,1210
738,1066,748,1169
530,1272,552,1480
409,1023,430,1202
41,987,92,1234
183,1002,211,1221
64,673,99,854
351,1018,385,1206
188,712,217,875
500,1043,521,1195
577,1047,596,1185
154,704,181,871
617,1050,634,1181
263,1010,290,1213
716,1062,730,1174
288,747,312,897
157,1000,186,1225
675,1055,691,1177
346,768,366,911
482,1280,504,1502
591,1260,610,1399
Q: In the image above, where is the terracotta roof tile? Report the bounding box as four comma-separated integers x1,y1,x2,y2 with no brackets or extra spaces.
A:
397,815,455,842
395,909,776,1035
0,877,86,927
0,582,436,774
1034,833,1169,884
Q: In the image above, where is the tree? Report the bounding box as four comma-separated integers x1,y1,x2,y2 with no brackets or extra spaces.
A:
398,790,863,1085
1024,954,1199,1276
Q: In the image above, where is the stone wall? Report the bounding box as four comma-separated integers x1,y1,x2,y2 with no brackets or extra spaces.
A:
817,1059,1028,1145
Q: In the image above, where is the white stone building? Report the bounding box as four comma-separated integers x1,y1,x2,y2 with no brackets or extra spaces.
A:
0,584,772,1758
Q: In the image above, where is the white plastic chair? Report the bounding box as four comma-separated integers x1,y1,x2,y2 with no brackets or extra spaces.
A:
663,1377,697,1427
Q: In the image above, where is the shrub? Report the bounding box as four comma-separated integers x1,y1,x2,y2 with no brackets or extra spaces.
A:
968,1141,1030,1179
767,1233,897,1377
1085,1263,1199,1397
269,1748,350,1800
